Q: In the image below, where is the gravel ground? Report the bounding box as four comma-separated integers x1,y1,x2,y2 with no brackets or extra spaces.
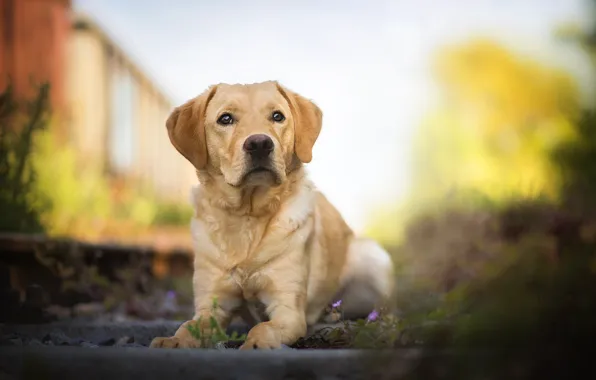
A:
0,321,239,349
0,321,347,350
0,346,428,380
0,322,583,379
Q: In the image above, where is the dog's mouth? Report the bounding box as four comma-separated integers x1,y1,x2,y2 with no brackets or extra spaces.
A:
247,167,273,176
237,165,281,187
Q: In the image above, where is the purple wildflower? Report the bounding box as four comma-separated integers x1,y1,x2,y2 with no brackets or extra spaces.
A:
166,290,177,299
331,300,342,309
366,309,379,322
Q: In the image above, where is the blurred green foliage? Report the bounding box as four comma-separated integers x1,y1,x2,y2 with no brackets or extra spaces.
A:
186,297,247,347
361,13,596,377
419,38,579,202
0,83,193,239
553,109,596,215
366,39,582,247
552,9,596,216
152,201,194,227
30,127,186,239
0,84,50,233
31,127,115,238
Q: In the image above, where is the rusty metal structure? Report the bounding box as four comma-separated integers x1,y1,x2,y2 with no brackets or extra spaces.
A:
0,0,70,114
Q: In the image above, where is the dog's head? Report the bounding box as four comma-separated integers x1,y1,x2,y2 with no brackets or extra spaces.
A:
166,81,322,188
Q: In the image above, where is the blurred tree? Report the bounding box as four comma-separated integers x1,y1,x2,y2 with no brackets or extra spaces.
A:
371,7,596,376
0,84,50,233
412,39,580,205
367,39,581,247
552,0,596,217
556,0,596,62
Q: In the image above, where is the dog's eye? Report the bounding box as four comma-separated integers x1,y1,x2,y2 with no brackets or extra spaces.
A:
217,113,234,126
271,111,285,123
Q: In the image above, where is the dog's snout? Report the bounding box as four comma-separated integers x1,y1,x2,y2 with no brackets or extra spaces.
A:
243,134,274,158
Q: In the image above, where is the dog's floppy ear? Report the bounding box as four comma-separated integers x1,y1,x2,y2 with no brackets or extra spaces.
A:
166,86,217,170
276,83,322,163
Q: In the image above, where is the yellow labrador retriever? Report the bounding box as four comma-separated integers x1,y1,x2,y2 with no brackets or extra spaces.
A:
150,81,394,350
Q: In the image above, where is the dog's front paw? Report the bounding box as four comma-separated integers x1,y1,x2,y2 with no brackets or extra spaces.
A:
239,322,282,350
149,336,200,349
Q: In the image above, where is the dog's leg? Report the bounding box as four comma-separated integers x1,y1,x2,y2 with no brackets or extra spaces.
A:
239,292,307,350
150,262,241,349
336,238,395,320
150,296,236,349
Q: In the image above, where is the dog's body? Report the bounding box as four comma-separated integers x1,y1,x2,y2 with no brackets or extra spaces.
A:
150,81,394,349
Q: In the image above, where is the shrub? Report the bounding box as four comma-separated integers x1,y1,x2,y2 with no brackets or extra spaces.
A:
0,84,50,233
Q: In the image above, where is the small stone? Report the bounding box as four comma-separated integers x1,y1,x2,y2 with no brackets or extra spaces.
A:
115,336,134,346
98,338,116,346
41,331,81,346
26,339,45,347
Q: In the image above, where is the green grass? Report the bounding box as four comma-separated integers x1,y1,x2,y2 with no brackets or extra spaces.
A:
186,297,247,347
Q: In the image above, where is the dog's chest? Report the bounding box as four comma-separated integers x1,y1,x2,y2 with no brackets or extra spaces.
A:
205,213,269,262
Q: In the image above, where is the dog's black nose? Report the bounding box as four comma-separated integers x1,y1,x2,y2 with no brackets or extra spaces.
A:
243,134,274,158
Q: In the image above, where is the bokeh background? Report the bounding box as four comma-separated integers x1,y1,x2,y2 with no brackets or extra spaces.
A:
2,0,596,355
2,0,595,246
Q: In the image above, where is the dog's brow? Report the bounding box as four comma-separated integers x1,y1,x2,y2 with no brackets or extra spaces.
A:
262,102,285,111
214,103,242,116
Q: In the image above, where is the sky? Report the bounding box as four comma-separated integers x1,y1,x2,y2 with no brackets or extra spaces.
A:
74,0,591,232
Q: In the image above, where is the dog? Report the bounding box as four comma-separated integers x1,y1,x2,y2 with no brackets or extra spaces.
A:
150,81,395,350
